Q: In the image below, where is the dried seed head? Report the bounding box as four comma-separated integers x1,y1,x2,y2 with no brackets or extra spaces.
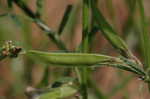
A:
1,41,22,58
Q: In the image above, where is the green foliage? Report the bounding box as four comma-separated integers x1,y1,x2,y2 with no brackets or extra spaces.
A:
1,0,150,99
91,1,131,57
137,0,150,70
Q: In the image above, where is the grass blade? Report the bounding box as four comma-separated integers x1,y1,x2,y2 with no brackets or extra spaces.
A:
81,0,92,98
13,0,67,50
137,0,150,91
58,5,73,35
91,1,131,57
137,0,150,70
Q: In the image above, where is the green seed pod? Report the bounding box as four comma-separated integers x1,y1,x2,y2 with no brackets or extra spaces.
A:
27,50,146,77
27,50,115,66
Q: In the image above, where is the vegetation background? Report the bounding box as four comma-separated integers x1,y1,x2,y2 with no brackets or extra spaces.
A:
0,0,150,99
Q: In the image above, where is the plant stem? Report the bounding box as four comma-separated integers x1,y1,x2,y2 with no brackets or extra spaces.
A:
58,5,73,35
80,0,91,99
137,0,150,91
137,0,150,70
13,0,67,50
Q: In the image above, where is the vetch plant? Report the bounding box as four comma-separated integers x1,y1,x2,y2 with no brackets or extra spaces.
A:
0,0,150,99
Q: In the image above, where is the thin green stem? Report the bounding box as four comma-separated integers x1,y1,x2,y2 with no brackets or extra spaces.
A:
80,0,92,99
137,0,150,91
13,0,67,50
137,0,150,70
58,5,73,35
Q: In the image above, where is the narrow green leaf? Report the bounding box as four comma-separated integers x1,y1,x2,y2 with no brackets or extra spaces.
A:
58,5,73,35
82,0,92,52
13,0,37,19
119,56,145,75
100,63,145,76
91,1,131,57
137,0,150,90
83,0,91,35
13,0,67,50
137,0,150,70
81,0,92,98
